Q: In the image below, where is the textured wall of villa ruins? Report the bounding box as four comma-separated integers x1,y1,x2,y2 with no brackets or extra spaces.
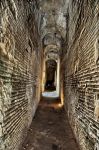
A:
62,0,99,150
0,0,42,149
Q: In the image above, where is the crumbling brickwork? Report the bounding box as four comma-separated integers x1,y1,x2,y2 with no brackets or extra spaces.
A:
62,0,99,150
0,0,99,150
0,0,42,150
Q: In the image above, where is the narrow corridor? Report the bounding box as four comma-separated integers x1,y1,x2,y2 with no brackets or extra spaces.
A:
1,0,99,150
20,97,79,150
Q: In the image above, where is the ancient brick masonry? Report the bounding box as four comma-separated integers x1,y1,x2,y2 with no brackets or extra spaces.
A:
0,0,99,150
0,0,42,150
61,0,99,150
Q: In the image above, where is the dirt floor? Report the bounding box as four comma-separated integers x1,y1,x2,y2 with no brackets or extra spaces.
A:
20,97,79,150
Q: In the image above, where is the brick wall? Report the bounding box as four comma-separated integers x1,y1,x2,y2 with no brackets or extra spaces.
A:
62,0,99,150
0,0,42,149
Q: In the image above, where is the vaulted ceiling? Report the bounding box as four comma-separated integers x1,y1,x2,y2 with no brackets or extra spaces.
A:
38,0,69,61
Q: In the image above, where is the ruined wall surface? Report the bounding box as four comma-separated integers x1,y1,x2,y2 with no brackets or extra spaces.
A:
0,0,42,149
62,0,99,150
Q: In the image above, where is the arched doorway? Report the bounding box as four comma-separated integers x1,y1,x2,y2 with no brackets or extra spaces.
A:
45,59,57,91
